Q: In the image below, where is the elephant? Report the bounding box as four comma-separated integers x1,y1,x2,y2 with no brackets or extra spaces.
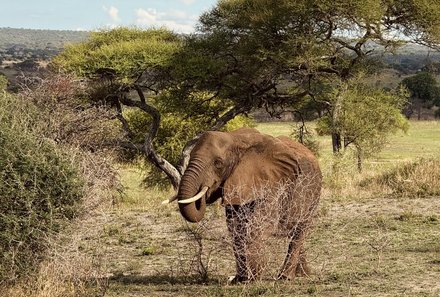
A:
167,128,321,283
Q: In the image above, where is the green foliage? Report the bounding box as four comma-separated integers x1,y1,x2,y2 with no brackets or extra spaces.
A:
52,3,440,186
0,91,84,282
316,76,409,159
401,71,440,105
222,114,256,132
141,245,156,256
52,27,181,83
123,107,207,165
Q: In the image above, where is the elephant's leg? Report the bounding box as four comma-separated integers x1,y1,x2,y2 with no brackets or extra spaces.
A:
295,247,311,277
277,223,307,280
245,227,264,280
226,204,248,283
226,202,260,283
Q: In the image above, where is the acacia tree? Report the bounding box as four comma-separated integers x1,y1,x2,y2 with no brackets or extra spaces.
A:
316,75,409,171
53,28,253,190
54,28,183,189
189,0,440,153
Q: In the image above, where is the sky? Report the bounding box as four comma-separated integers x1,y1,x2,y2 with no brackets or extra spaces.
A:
0,0,218,33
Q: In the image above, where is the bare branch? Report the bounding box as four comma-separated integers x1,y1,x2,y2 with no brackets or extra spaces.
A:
120,86,182,190
115,99,134,139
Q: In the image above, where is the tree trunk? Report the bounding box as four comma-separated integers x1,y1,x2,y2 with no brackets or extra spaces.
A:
331,91,343,154
332,132,342,154
356,146,363,173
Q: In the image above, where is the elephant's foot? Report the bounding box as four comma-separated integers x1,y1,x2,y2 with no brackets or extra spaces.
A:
295,262,311,277
277,263,311,281
276,271,295,281
227,275,252,285
276,263,296,281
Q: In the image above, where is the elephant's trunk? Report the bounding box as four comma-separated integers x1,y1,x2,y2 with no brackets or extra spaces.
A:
177,165,207,223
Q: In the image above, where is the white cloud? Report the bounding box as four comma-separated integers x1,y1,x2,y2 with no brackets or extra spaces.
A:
179,0,196,5
103,5,121,23
136,8,158,24
136,8,197,34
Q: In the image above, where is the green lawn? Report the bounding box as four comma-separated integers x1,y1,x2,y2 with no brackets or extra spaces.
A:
257,120,440,163
380,121,440,161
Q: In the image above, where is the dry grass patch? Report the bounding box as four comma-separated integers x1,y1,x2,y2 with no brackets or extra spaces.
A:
361,158,440,198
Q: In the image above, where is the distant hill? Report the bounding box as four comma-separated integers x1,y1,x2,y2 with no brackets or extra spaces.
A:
0,28,90,63
0,27,439,75
0,27,89,49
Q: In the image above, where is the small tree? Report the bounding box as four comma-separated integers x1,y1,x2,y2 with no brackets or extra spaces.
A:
316,76,409,171
401,71,440,119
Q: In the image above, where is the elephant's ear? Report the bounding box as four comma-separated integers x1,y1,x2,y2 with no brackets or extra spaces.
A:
223,136,301,205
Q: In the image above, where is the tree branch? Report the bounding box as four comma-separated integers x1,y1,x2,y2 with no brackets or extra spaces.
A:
120,86,182,190
115,99,135,139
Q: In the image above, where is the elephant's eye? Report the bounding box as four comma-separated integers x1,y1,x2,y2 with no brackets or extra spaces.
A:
214,158,223,169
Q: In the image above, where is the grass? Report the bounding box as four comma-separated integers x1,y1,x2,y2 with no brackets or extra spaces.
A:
117,164,174,212
257,120,440,163
379,121,440,161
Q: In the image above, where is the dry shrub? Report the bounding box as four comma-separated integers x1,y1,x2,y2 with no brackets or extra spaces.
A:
170,217,231,282
1,75,121,296
0,90,84,284
1,145,119,297
9,148,120,297
362,158,440,198
3,243,108,297
2,149,119,297
67,148,121,211
320,154,364,200
18,74,122,149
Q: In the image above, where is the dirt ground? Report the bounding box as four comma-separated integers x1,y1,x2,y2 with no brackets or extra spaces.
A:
61,191,440,297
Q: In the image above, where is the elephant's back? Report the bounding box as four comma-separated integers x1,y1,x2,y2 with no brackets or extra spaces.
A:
276,136,321,177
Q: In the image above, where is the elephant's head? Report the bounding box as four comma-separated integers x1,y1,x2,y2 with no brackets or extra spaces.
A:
175,128,318,223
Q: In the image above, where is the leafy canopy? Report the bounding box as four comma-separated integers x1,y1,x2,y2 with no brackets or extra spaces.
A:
192,0,440,112
401,71,440,105
53,0,440,183
53,27,181,83
53,27,255,188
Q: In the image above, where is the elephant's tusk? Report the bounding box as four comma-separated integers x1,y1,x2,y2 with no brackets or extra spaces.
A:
161,194,178,205
177,186,209,204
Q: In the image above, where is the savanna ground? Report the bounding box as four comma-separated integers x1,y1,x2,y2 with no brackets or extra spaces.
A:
11,121,440,297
